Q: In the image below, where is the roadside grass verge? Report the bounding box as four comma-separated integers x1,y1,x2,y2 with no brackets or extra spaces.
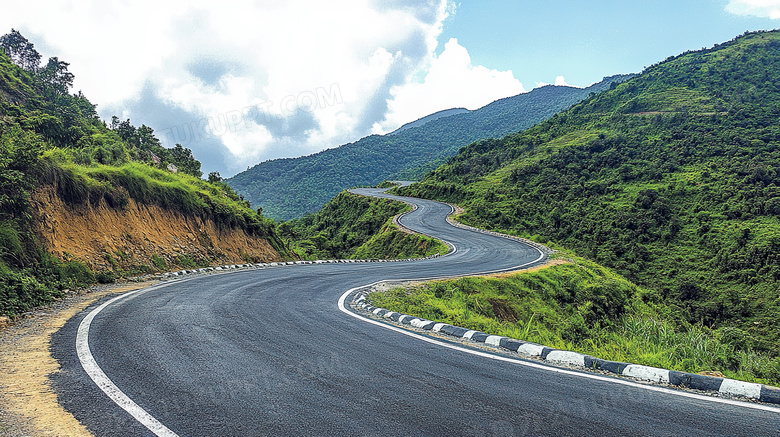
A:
282,191,448,260
0,253,94,317
352,219,449,259
367,254,780,386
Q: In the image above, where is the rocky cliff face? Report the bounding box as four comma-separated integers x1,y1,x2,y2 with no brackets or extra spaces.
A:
30,186,283,271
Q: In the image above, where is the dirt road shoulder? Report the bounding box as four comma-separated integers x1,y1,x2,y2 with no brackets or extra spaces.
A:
0,281,157,437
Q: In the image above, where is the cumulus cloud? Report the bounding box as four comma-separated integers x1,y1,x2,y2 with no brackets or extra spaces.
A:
534,75,575,88
1,0,524,176
374,38,525,133
725,0,780,19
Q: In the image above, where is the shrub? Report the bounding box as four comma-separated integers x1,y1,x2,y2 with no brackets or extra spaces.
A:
95,271,115,284
151,254,167,271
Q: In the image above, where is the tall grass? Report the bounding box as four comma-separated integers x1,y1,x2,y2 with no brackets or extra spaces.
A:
368,256,780,386
0,252,95,317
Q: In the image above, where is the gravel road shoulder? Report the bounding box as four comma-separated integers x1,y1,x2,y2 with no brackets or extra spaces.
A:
0,281,157,437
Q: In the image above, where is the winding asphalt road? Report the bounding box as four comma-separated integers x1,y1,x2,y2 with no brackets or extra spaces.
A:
52,189,779,436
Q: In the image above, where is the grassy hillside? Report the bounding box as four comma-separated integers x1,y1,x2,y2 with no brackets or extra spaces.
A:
280,191,447,260
369,255,780,385
0,31,286,316
227,75,632,220
398,30,780,360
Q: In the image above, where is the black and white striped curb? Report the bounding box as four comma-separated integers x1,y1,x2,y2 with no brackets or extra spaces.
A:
350,291,780,406
146,195,452,281
130,252,448,282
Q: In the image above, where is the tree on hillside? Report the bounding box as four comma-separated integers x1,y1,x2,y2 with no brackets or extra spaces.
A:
113,118,138,144
208,171,223,183
169,143,202,177
108,118,203,177
137,125,162,151
0,29,41,71
37,57,75,99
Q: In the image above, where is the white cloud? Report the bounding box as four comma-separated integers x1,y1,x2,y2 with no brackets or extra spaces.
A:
375,38,525,133
725,0,780,19
0,1,524,175
535,75,576,88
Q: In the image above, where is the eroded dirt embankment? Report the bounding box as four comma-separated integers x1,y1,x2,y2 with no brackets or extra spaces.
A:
0,187,285,434
30,185,283,270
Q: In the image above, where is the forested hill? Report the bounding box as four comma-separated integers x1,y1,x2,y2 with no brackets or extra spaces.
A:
0,30,285,316
398,30,780,359
389,107,469,135
227,74,632,220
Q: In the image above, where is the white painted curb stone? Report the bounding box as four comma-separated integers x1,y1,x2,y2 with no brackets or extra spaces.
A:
623,365,670,384
546,350,586,367
518,343,546,357
485,336,504,347
719,379,762,399
463,330,478,340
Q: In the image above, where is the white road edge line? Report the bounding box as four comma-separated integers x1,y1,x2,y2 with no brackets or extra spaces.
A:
77,284,180,437
80,191,773,436
338,284,780,414
70,193,530,435
339,202,773,412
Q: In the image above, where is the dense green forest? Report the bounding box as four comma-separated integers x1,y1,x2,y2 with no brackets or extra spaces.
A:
397,30,780,366
280,191,447,260
0,30,283,316
227,74,632,220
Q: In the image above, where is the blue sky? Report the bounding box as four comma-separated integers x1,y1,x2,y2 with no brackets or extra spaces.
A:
2,1,779,176
442,0,780,88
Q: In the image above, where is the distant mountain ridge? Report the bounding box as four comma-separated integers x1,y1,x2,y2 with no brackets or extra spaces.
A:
227,74,633,220
389,107,470,135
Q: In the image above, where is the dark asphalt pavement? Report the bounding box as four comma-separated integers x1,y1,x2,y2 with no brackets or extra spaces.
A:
51,189,780,436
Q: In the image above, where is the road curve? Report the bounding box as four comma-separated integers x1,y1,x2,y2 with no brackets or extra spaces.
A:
51,189,780,436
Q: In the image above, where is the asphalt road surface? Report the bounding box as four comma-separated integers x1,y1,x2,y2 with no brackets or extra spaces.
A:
51,189,780,436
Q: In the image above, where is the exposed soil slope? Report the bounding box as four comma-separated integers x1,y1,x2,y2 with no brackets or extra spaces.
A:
31,186,283,271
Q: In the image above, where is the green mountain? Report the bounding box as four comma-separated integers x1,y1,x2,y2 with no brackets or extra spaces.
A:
227,75,632,220
398,30,780,358
0,30,286,316
389,107,469,134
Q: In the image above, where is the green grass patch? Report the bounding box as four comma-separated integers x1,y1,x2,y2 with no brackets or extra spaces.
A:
282,191,449,260
151,254,167,271
368,255,780,385
0,253,96,316
352,219,449,259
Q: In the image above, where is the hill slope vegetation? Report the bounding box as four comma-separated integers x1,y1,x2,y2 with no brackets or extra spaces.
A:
398,30,780,362
279,191,447,260
227,75,632,220
0,30,287,316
